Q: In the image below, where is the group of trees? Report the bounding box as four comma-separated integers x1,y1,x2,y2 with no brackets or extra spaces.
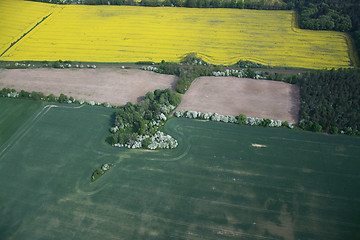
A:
155,53,219,93
294,1,352,31
106,89,182,146
283,0,360,63
298,68,360,135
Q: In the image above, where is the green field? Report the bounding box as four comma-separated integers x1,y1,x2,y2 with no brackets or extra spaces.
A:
0,101,359,239
0,98,43,146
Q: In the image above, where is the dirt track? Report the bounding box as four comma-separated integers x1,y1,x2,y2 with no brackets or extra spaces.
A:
176,76,299,123
0,69,299,122
0,68,177,106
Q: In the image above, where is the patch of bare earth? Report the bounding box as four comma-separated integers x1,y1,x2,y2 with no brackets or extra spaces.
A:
177,76,300,123
0,68,177,106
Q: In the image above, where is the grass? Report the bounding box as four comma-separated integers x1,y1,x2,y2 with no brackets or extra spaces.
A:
0,99,359,239
0,1,354,69
0,98,43,146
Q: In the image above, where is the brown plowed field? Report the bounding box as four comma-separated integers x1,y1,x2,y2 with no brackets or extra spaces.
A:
0,68,177,106
0,69,299,122
176,76,300,123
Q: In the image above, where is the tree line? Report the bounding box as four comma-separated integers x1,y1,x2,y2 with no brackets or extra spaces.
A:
144,53,299,93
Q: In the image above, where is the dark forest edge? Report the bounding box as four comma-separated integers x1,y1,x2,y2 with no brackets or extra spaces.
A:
297,68,360,135
27,0,360,63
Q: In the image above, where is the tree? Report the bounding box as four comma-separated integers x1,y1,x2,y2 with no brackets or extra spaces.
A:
169,92,182,106
186,0,196,7
318,15,334,30
145,91,154,101
138,120,147,135
312,123,322,132
237,114,246,125
262,118,271,127
210,0,221,7
330,126,338,134
283,121,289,127
335,15,352,32
58,93,68,103
20,90,30,98
53,60,61,68
31,91,44,101
106,134,118,145
47,94,56,102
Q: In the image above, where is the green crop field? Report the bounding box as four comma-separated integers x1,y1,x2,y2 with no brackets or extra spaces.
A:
0,101,359,239
0,98,43,146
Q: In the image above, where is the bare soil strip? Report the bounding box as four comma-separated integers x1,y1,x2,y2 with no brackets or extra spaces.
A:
0,68,177,106
176,76,300,123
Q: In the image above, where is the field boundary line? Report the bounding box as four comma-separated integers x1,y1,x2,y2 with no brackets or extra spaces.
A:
0,10,56,58
344,33,360,67
0,104,85,161
291,11,300,33
0,105,53,160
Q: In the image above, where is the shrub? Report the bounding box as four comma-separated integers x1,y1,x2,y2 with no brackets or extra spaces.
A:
106,134,119,145
53,60,61,68
58,93,68,103
312,123,322,132
283,121,289,127
330,126,338,135
262,118,272,127
238,114,246,125
31,91,45,101
169,92,182,106
20,90,30,98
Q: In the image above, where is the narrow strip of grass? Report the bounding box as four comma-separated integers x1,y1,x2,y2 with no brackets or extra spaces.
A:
0,98,43,146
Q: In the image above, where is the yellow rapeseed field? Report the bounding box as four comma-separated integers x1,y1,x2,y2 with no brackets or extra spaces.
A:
0,0,56,54
0,0,355,69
